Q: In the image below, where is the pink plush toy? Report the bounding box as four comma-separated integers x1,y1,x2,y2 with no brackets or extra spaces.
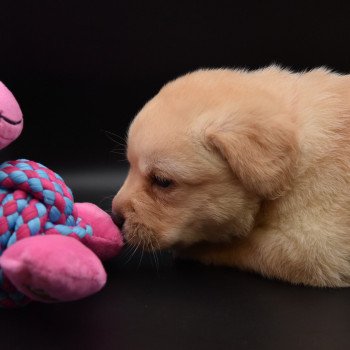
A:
0,82,124,307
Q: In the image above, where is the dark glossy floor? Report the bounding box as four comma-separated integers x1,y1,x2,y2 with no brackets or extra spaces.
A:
1,169,350,350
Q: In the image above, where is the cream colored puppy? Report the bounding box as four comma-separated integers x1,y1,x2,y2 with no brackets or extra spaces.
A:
113,66,350,287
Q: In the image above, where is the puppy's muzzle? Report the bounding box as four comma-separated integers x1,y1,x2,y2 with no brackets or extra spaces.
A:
111,211,126,230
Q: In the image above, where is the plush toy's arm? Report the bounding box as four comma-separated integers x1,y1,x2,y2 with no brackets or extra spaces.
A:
0,235,107,303
75,202,124,260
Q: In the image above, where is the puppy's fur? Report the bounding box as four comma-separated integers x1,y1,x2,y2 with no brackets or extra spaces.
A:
113,66,350,287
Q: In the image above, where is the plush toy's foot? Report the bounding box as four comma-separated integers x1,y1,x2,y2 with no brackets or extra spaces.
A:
75,202,124,260
0,235,107,303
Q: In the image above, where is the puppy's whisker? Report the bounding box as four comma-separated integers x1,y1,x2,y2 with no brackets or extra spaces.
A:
154,249,160,274
104,130,128,160
114,157,129,163
104,130,127,146
109,138,125,147
102,194,115,200
154,237,161,251
110,150,127,160
124,241,141,265
109,130,127,142
111,140,126,148
148,236,159,273
119,243,135,259
138,241,145,269
110,148,126,155
98,195,115,207
120,232,138,259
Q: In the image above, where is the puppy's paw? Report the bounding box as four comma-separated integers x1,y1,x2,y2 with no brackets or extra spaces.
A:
173,242,220,265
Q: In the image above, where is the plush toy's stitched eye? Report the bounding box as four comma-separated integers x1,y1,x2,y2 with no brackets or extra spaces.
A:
152,175,173,188
0,111,22,125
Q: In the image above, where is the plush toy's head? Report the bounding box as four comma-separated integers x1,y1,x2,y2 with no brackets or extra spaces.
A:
0,82,23,150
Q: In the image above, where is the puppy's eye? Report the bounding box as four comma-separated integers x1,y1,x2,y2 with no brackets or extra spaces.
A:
151,175,173,188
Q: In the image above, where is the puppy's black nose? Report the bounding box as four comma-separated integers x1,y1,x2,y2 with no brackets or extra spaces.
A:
111,211,125,229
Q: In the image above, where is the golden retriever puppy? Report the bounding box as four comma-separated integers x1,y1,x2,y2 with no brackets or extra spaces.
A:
112,66,350,287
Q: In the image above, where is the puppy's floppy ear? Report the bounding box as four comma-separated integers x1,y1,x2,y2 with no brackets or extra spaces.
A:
205,113,298,199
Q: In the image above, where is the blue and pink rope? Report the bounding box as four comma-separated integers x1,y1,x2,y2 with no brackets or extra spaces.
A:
0,159,94,307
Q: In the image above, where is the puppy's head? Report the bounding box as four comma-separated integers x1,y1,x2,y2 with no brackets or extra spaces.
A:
112,69,298,251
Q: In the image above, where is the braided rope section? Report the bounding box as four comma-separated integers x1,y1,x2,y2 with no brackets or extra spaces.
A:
0,160,93,307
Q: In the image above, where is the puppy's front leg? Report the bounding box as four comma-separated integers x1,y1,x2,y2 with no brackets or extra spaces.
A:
174,234,350,287
174,238,286,283
174,238,255,269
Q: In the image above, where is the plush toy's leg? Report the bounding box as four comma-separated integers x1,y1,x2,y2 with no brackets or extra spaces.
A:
75,202,124,260
0,271,30,307
0,235,107,303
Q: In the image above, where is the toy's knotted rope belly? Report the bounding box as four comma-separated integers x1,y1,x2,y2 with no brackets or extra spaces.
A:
0,160,93,307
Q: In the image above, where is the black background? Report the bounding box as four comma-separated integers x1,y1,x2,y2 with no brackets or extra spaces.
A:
2,1,350,350
2,1,350,170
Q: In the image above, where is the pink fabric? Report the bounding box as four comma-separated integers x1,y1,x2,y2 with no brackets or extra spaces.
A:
0,82,23,149
77,202,124,260
0,82,124,305
0,235,107,302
